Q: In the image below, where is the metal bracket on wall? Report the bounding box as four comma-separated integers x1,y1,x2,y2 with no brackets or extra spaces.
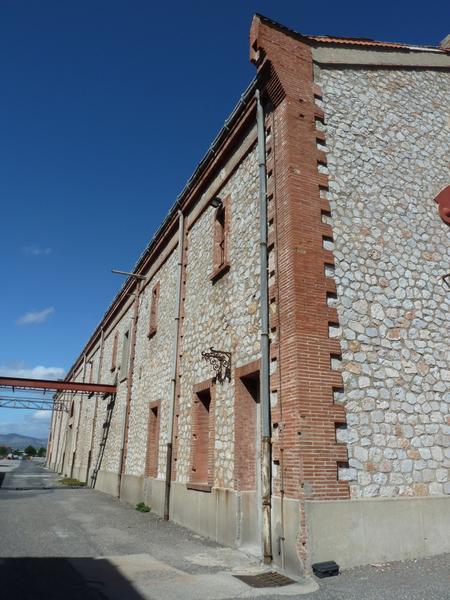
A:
201,347,231,383
441,272,450,288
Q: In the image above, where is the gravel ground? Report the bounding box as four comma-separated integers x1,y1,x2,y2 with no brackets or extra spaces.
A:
0,460,448,599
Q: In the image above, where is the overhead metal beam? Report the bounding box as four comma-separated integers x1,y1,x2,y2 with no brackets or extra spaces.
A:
0,376,116,395
0,397,68,411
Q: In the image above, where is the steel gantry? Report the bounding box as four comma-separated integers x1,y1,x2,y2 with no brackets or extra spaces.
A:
0,376,116,412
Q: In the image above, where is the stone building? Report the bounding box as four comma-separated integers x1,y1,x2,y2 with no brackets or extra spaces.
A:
47,15,450,573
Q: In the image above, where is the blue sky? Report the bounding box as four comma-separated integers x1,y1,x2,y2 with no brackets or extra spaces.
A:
1,0,448,440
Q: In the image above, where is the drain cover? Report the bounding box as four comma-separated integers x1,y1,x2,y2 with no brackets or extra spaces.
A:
233,571,296,588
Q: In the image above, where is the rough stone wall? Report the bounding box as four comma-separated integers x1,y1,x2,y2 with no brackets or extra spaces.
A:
125,248,179,478
74,348,99,476
92,306,133,475
49,397,68,470
53,143,260,490
317,66,450,497
176,146,261,487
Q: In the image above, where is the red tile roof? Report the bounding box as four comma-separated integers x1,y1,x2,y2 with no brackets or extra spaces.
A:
306,34,447,52
256,15,449,54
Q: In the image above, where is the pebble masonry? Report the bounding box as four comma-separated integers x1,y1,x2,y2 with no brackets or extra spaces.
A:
318,67,450,497
47,15,450,574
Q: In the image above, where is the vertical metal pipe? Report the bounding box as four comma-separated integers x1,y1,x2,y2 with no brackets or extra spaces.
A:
164,210,185,520
256,88,272,564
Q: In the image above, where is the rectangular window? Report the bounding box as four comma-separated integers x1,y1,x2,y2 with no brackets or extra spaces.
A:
211,196,230,282
146,401,160,478
111,331,118,371
119,330,130,381
234,364,260,491
88,360,94,384
188,381,215,491
148,282,160,337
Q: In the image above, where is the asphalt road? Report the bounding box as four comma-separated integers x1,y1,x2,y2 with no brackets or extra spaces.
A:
0,460,449,599
0,457,60,489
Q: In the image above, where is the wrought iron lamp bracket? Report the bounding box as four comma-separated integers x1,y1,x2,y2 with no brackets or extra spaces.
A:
201,347,231,383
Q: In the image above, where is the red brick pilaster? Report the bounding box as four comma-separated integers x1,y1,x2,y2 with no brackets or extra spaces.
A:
250,17,349,508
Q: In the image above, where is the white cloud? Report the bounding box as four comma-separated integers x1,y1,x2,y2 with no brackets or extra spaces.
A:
22,245,52,256
31,410,52,422
17,307,55,325
0,364,65,380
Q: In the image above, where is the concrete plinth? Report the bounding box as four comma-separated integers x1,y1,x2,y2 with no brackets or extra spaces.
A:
306,496,450,569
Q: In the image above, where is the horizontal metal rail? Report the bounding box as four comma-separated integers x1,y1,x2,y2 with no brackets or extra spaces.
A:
0,396,68,411
0,376,116,395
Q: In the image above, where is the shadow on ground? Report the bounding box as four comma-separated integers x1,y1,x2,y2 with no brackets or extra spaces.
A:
0,557,145,600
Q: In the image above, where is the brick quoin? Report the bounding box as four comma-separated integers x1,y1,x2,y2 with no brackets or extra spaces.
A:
251,16,349,503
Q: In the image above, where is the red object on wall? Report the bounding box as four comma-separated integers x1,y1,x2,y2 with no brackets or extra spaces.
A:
435,186,450,224
146,401,160,478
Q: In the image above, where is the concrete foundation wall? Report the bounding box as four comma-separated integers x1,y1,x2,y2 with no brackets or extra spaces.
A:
143,477,166,516
72,462,91,485
95,470,120,498
237,491,259,553
306,496,450,569
169,482,239,547
120,474,144,506
271,497,301,575
146,481,303,575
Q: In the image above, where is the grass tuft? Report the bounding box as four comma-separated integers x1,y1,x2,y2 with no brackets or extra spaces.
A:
59,477,85,487
136,502,150,513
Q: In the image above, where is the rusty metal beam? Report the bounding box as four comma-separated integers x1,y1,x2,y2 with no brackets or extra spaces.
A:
0,376,116,395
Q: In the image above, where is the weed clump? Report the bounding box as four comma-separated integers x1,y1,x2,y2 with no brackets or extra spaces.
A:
59,477,85,487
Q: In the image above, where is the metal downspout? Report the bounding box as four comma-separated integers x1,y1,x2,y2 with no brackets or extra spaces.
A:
256,88,272,564
164,210,185,520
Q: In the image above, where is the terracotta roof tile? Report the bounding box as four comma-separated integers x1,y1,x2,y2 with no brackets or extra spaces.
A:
256,15,449,54
306,35,447,52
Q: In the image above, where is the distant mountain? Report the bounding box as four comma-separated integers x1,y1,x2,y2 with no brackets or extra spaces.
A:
0,433,47,449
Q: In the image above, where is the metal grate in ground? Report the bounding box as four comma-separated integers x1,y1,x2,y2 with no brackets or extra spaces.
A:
233,571,296,588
